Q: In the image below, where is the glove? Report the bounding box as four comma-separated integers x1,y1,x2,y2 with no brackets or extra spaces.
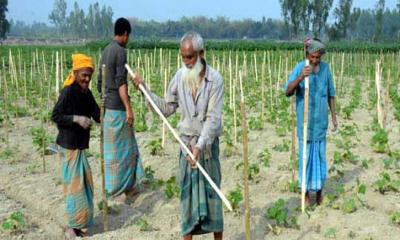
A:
73,115,92,129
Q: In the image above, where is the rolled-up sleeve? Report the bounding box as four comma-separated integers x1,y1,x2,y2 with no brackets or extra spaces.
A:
146,73,179,117
196,77,224,151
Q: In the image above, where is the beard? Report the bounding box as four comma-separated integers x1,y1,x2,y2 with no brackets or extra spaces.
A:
182,57,203,92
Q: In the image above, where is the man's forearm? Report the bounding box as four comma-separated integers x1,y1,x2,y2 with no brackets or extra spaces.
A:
118,84,132,111
286,75,304,96
328,97,336,115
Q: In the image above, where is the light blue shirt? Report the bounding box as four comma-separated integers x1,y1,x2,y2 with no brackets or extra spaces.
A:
284,61,335,141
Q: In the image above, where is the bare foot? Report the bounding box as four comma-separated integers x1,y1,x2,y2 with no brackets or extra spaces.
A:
64,228,77,239
113,193,127,204
316,190,323,205
305,191,311,206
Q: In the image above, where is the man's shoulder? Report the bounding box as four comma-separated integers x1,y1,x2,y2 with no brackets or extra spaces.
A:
205,65,223,84
104,41,125,54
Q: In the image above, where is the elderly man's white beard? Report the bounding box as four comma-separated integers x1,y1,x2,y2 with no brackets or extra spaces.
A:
182,57,203,92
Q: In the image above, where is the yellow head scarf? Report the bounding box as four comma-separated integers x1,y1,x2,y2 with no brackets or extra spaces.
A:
63,54,95,88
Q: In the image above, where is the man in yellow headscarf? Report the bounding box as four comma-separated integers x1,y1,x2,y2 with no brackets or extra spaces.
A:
52,53,100,239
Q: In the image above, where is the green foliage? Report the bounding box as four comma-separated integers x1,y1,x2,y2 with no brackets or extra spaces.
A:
135,218,151,231
324,227,337,238
1,211,27,233
164,176,180,199
145,138,163,156
248,116,263,130
341,198,357,214
29,126,53,155
390,211,400,225
272,140,290,152
258,148,271,167
227,185,243,211
0,148,14,160
372,172,400,194
371,128,389,153
266,199,288,226
249,163,260,181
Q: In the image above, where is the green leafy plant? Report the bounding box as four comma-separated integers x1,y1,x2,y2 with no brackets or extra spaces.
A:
1,211,27,233
371,128,389,153
227,185,243,211
390,211,400,225
135,218,151,231
164,176,180,199
145,138,163,156
29,126,53,155
324,227,337,238
272,140,290,152
372,172,400,194
258,148,271,167
341,198,357,214
248,116,263,130
265,198,299,234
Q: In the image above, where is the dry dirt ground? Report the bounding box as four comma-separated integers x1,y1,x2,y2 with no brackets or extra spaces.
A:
1,100,400,240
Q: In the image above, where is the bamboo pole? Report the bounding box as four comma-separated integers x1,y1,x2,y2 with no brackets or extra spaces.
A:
383,69,390,129
268,51,273,111
2,63,9,147
229,51,233,109
126,64,233,211
56,51,60,98
239,70,251,240
375,60,383,128
261,51,266,121
100,64,109,231
24,62,27,107
301,59,310,213
234,51,238,145
290,97,296,181
161,68,167,148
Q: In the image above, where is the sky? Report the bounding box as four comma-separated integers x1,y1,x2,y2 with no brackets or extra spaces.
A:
7,0,399,24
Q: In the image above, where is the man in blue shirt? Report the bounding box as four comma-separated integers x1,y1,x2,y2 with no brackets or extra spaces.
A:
285,38,338,205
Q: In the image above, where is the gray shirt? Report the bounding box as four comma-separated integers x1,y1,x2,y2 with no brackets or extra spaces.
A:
97,40,128,110
146,64,224,153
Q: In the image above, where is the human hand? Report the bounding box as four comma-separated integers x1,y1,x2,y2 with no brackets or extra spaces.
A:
73,115,92,129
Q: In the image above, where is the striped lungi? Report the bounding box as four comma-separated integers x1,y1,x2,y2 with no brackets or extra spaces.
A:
179,138,224,236
60,147,94,229
298,139,327,191
104,109,144,197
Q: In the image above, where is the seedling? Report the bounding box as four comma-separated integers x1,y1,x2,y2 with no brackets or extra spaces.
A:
164,176,180,199
227,185,243,211
1,211,27,233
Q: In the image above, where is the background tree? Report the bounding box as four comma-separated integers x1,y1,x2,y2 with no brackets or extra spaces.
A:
328,0,354,40
374,0,385,42
0,0,9,41
279,0,305,39
67,2,86,38
310,0,334,38
48,0,67,37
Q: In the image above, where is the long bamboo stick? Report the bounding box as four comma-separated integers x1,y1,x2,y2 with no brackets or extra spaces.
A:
239,70,251,240
125,64,233,211
100,64,108,231
301,59,310,213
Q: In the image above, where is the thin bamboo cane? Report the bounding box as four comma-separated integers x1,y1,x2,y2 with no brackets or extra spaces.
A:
239,70,251,240
100,64,109,231
301,59,310,213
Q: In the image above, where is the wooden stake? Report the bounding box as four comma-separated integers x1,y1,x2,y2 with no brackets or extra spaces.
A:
375,60,383,128
100,64,109,231
301,59,310,213
290,97,296,181
239,70,251,240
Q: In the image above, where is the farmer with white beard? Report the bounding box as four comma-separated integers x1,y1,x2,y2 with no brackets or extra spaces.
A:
132,31,224,240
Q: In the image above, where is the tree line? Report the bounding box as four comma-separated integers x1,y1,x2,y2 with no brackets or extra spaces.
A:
2,0,400,42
